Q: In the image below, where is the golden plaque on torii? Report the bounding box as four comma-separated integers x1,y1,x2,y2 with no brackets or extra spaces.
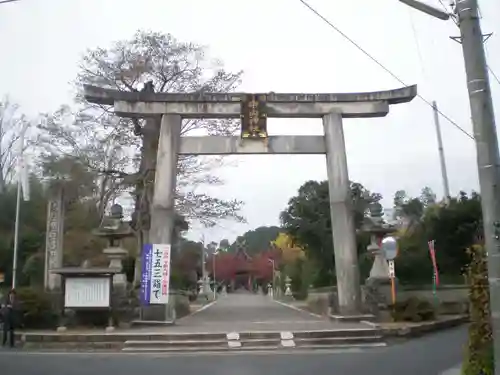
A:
240,94,268,139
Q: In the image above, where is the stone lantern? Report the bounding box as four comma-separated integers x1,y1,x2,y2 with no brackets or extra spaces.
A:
284,276,293,297
361,202,399,314
92,203,134,290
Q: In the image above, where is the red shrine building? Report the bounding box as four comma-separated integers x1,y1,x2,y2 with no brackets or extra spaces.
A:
207,247,280,290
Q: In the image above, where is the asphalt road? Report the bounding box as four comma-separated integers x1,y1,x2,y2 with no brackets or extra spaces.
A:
0,326,467,375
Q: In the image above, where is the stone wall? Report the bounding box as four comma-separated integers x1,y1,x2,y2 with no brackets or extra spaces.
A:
306,284,469,316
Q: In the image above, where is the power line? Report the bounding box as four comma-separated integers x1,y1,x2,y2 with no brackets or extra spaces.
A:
297,0,474,140
408,9,428,81
486,44,500,86
0,0,21,4
437,0,458,25
489,65,500,86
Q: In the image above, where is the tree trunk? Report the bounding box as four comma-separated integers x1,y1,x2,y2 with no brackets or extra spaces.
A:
133,117,160,284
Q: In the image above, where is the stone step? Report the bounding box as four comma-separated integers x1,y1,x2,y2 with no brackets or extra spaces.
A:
123,338,284,350
294,335,384,346
131,320,175,328
20,328,386,351
19,328,380,343
240,338,282,347
293,328,381,339
124,339,229,348
121,331,386,352
20,332,228,343
121,342,387,353
121,345,281,353
238,332,281,340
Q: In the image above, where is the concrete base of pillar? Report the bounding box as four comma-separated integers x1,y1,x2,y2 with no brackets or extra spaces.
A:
139,289,180,323
139,304,176,323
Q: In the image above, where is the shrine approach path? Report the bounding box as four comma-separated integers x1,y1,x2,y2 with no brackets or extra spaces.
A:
169,290,369,332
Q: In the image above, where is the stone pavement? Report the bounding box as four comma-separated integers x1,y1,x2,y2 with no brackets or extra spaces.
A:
171,291,369,332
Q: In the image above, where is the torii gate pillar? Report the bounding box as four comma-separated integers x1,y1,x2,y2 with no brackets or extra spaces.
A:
323,112,361,315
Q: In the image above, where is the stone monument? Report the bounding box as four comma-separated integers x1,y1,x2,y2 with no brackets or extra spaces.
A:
44,185,65,291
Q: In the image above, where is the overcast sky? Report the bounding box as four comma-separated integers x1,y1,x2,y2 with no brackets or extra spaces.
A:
0,0,499,243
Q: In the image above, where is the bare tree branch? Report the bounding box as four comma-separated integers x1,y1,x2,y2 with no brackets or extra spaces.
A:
0,97,31,193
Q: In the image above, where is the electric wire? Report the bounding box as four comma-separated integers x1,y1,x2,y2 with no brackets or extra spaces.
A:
437,0,458,25
408,9,428,84
297,0,474,140
489,66,500,86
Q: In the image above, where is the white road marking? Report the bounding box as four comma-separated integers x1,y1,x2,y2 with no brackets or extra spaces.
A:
439,364,461,375
281,340,295,348
226,332,240,340
249,321,326,324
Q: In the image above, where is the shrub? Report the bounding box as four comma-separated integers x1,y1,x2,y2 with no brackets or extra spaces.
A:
16,287,59,329
292,289,308,301
390,296,435,322
173,294,190,318
288,258,310,300
306,295,330,315
462,244,493,375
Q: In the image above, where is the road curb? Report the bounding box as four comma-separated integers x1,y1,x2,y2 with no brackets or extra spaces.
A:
272,299,324,319
379,315,469,339
177,299,218,321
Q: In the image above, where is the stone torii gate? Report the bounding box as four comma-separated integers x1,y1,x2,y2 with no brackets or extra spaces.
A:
84,84,417,317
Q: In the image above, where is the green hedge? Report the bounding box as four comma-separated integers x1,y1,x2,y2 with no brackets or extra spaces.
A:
16,287,59,329
390,297,436,322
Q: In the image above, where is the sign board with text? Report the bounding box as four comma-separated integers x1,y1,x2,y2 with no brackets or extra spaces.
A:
388,260,395,278
140,244,172,305
64,277,110,308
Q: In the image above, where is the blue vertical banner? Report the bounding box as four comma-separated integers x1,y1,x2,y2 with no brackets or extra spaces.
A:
140,243,153,305
149,244,171,304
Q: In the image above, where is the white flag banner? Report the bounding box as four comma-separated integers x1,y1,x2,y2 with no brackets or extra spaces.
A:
16,123,30,202
18,156,30,202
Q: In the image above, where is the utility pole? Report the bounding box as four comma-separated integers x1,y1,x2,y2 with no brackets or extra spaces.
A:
11,123,29,289
212,249,219,300
432,101,451,203
400,0,500,373
200,234,208,295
